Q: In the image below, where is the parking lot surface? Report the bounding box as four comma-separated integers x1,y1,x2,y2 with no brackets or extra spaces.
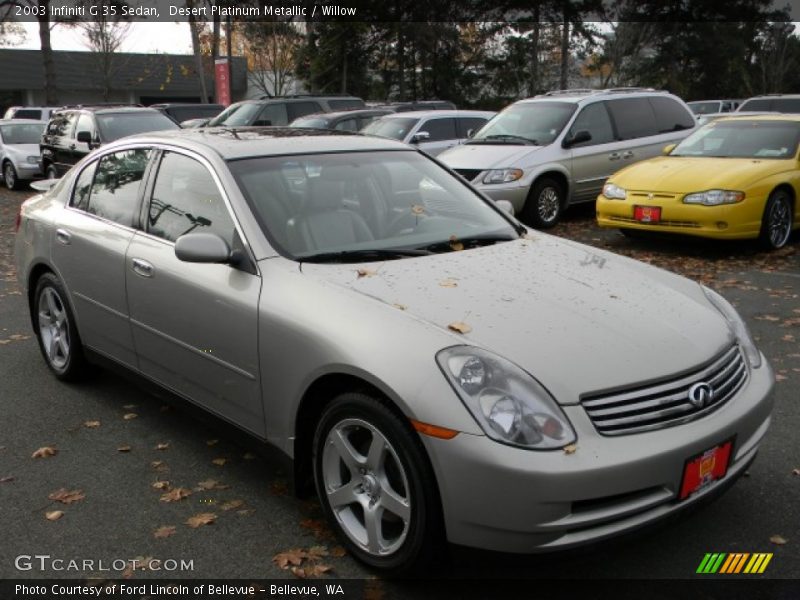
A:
1,186,798,588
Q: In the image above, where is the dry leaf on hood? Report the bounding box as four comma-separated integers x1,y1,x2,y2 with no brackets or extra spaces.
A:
447,321,472,334
356,268,377,279
185,513,216,528
32,446,57,459
439,279,458,288
49,488,85,504
45,510,64,521
563,444,578,455
449,235,464,251
411,204,425,215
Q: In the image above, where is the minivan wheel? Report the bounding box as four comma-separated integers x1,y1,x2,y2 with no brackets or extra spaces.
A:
312,392,443,575
3,161,20,190
33,273,87,381
45,164,58,180
523,177,564,228
759,190,793,250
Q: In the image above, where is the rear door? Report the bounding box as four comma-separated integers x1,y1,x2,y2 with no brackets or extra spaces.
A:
125,149,264,435
50,147,152,367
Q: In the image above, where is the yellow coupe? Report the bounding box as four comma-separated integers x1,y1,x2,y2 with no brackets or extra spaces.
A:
596,115,800,249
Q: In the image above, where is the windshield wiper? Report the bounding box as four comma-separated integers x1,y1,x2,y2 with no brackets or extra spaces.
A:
420,234,518,253
299,248,433,263
468,134,538,145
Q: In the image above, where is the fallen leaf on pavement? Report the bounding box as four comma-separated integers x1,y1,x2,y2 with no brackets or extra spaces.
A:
123,404,137,410
791,468,799,476
32,446,57,459
212,458,227,466
153,525,176,539
0,476,15,483
123,413,137,420
160,487,191,503
776,374,787,382
49,488,85,504
83,420,101,428
154,443,170,451
117,445,132,453
307,546,329,560
220,499,244,511
755,315,781,322
242,452,256,460
770,535,788,545
448,321,472,334
45,510,64,521
186,513,216,528
206,439,219,446
196,479,228,491
273,549,307,569
291,564,332,578
151,480,170,490
150,460,168,471
330,546,347,558
269,480,288,496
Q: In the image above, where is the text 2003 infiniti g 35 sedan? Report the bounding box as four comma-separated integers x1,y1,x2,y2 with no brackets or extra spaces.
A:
15,128,773,573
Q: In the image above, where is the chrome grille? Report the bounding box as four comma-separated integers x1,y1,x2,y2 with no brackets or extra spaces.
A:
453,169,482,182
582,346,747,436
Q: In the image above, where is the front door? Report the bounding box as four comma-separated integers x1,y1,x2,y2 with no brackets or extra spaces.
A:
125,149,264,435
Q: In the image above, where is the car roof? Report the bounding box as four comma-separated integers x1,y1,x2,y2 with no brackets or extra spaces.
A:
105,126,412,160
55,106,161,115
151,103,224,108
0,118,46,124
518,89,673,105
715,113,800,122
296,109,393,121
377,110,494,119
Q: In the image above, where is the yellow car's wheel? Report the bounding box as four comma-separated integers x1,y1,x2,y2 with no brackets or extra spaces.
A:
759,190,794,250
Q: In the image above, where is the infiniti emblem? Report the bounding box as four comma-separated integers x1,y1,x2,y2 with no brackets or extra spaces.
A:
688,382,714,408
648,193,654,200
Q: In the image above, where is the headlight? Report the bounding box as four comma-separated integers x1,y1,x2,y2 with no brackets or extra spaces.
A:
602,183,626,199
702,286,762,368
482,168,523,184
437,346,576,449
684,190,744,206
27,156,39,164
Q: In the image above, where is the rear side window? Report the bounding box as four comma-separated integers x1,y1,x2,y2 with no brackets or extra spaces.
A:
649,97,695,133
256,103,289,126
567,102,615,146
147,151,235,245
419,118,457,142
85,149,151,226
14,109,41,119
773,98,800,113
607,98,657,140
287,101,323,122
334,117,358,132
70,162,98,212
46,112,76,137
739,99,771,111
456,117,489,138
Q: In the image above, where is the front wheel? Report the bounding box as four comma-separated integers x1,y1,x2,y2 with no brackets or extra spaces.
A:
522,177,565,229
3,161,21,190
33,273,87,381
313,393,443,575
759,190,794,250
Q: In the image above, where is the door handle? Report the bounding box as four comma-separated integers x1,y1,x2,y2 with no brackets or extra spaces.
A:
608,152,621,161
55,228,71,245
622,151,634,159
131,258,154,278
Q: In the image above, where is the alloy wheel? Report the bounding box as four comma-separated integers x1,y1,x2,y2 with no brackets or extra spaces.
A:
37,287,70,370
4,163,15,190
767,195,792,249
537,186,561,224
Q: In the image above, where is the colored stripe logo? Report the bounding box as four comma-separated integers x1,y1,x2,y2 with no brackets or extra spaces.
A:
696,553,773,574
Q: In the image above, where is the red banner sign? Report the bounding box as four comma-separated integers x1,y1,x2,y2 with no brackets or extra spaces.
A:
215,58,231,106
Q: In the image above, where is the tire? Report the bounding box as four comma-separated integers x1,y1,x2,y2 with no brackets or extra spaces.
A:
33,273,88,381
45,164,59,180
522,177,565,229
759,189,794,250
3,161,21,190
312,392,443,575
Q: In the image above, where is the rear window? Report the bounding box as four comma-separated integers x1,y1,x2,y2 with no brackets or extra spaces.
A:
649,97,695,133
166,106,222,122
12,109,42,120
607,98,658,140
95,111,179,141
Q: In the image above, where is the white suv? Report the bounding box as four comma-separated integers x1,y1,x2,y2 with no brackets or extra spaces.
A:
439,89,696,227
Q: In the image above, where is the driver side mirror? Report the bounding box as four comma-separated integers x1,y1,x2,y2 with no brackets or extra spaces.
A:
662,143,677,155
495,200,515,215
411,131,430,144
76,130,98,148
175,232,231,264
563,130,591,148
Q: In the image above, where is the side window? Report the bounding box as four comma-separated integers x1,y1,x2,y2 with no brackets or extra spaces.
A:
47,112,75,137
739,99,771,111
649,97,695,133
256,103,289,126
606,98,658,140
419,118,457,142
70,161,98,212
456,117,489,138
147,151,235,246
774,98,800,112
86,149,151,227
567,102,615,146
287,101,323,122
358,115,379,129
334,117,358,132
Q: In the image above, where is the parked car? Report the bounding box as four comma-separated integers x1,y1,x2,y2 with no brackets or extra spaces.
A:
438,88,696,228
370,100,458,112
201,95,366,128
289,108,393,131
40,105,179,178
15,126,773,574
0,119,45,190
360,110,495,156
696,110,772,127
150,102,224,127
597,114,800,249
738,94,800,113
3,106,59,122
687,100,741,115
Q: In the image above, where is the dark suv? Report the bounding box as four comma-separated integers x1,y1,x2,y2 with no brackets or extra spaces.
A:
150,103,224,126
204,95,365,128
40,105,179,178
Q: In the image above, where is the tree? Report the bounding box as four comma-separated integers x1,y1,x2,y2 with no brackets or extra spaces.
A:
0,20,25,46
241,20,302,97
78,0,132,100
185,0,209,102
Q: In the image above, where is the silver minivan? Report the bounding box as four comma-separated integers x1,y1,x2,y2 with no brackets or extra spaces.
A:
439,89,696,227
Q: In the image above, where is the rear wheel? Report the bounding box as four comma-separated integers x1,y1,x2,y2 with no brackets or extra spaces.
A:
313,392,443,575
3,161,21,190
522,177,564,229
33,273,87,381
759,189,793,250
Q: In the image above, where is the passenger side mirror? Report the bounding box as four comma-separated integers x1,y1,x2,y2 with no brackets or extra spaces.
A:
495,200,515,215
76,131,92,144
563,130,591,148
174,232,231,264
411,131,430,144
663,143,677,155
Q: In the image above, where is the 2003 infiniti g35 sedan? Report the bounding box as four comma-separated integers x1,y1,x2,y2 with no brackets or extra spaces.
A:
15,128,773,573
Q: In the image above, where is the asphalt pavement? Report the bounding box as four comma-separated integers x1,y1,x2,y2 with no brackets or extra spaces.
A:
1,185,798,594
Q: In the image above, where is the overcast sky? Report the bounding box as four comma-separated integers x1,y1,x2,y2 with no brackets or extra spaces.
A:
16,22,193,54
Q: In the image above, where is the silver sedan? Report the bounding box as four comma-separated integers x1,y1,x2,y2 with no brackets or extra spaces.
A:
14,128,774,574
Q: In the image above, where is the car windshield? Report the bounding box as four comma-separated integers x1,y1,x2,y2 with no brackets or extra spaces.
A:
291,117,329,128
468,102,576,145
688,101,722,115
0,122,45,144
95,112,179,141
361,117,419,141
671,120,800,159
207,102,261,127
228,150,520,261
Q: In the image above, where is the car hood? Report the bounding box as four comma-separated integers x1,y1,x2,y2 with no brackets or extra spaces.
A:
611,156,789,193
300,236,734,405
438,142,543,170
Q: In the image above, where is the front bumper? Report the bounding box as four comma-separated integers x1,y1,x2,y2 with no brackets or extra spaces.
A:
16,161,43,180
596,195,765,239
425,355,773,553
474,182,530,213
